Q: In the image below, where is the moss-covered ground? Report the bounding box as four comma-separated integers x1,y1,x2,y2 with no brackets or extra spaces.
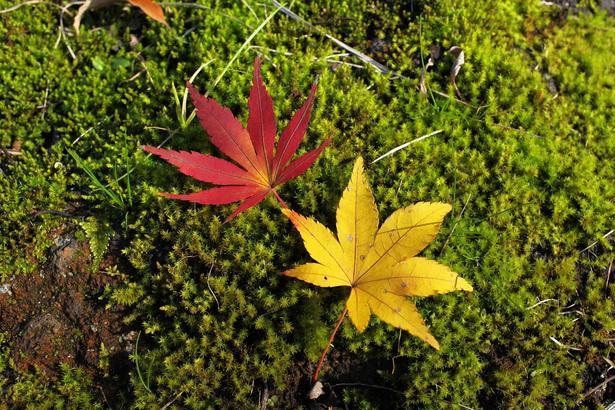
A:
1,0,614,408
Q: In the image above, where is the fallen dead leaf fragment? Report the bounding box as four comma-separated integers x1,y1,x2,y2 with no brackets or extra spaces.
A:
419,44,441,94
308,381,324,400
419,45,466,101
74,0,166,34
127,0,166,25
448,46,465,100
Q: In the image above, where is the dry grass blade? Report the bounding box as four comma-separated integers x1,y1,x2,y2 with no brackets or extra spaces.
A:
606,260,613,297
74,0,114,34
526,298,558,310
206,4,282,96
161,391,184,409
549,336,582,352
206,263,220,309
272,0,396,75
439,193,472,254
182,59,214,121
0,0,67,14
372,129,443,163
580,229,614,253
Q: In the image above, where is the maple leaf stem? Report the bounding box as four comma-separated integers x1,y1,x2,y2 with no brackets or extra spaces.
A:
272,189,289,209
313,306,348,383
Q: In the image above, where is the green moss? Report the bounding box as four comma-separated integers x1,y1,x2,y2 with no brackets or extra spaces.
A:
1,0,613,408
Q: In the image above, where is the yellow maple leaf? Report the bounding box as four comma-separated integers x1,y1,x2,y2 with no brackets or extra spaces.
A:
282,157,473,350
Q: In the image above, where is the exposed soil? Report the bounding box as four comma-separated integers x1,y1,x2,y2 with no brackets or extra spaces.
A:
0,226,135,398
275,350,405,409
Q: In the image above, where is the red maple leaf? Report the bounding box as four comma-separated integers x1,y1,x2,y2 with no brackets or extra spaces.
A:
143,58,331,221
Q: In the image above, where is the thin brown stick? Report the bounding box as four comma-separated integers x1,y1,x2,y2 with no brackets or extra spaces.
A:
30,209,79,219
330,382,404,395
313,306,348,382
581,374,615,400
